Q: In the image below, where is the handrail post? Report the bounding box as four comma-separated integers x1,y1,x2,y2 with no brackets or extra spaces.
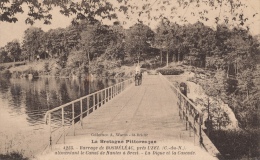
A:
101,90,103,105
188,104,191,137
99,92,101,106
185,98,188,131
62,107,65,144
49,113,52,149
113,85,116,98
199,115,203,145
178,93,181,119
103,90,104,102
112,86,114,98
99,90,102,106
182,96,185,121
194,111,196,145
97,92,100,107
110,87,112,99
109,87,111,99
87,96,89,114
180,94,183,121
106,88,109,102
105,88,107,103
108,88,109,100
72,103,75,136
109,87,112,100
93,94,96,110
99,92,100,106
80,99,83,128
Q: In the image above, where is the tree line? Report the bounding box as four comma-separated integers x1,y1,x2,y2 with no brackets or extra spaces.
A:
1,19,259,117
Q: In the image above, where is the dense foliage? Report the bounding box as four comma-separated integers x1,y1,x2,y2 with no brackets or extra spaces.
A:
209,129,259,159
1,0,256,28
0,152,28,160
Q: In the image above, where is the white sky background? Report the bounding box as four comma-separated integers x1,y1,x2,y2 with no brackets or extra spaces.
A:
0,0,259,47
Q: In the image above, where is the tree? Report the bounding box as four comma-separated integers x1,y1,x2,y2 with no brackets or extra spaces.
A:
237,68,254,100
125,22,154,64
80,22,97,62
5,39,21,62
22,27,44,61
154,18,172,66
0,47,9,63
104,22,126,61
66,50,88,76
63,25,81,52
43,28,68,59
79,21,111,72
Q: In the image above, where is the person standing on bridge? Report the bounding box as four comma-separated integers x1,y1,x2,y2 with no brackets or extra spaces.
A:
135,63,142,86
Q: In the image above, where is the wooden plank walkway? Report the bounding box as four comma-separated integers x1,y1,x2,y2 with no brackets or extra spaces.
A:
38,75,218,160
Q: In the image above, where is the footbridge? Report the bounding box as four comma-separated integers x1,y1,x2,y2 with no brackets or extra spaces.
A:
41,73,222,160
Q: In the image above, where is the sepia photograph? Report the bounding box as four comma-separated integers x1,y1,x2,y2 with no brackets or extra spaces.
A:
0,0,259,160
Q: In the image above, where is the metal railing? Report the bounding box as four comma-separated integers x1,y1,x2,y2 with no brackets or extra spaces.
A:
159,73,203,142
44,78,133,148
159,73,221,157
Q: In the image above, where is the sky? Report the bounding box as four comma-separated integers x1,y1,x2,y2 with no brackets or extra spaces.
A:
0,0,259,47
0,7,73,47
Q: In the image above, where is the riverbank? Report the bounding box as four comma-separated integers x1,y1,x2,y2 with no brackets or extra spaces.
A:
1,59,136,80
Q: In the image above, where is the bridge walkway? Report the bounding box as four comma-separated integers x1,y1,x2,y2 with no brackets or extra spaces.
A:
39,75,218,160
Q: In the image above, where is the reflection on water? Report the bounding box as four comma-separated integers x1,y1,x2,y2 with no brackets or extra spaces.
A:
0,77,120,157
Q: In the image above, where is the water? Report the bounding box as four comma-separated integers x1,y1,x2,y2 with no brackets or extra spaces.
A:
0,77,121,157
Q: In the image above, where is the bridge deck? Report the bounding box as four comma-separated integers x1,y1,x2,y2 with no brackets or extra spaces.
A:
39,75,217,160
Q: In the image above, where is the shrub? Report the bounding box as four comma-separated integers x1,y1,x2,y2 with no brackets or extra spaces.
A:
59,69,70,77
32,70,39,77
209,129,260,159
0,66,6,71
141,63,151,69
11,71,23,78
44,62,50,72
0,70,12,78
156,68,184,75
